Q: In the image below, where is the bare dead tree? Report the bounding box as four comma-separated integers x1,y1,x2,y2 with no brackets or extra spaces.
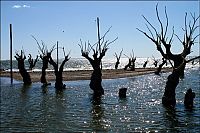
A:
124,50,136,71
79,28,118,97
32,35,55,86
137,4,200,107
155,57,167,75
47,47,70,90
28,54,39,70
14,50,31,85
114,49,123,69
143,58,149,68
152,55,159,67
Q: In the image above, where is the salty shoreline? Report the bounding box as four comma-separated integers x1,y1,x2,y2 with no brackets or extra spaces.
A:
0,68,172,82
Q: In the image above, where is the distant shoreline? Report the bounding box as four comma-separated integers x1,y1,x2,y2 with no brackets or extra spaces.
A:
0,68,172,82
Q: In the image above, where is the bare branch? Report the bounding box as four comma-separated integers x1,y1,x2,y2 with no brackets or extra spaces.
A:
156,4,164,39
136,28,158,45
164,6,169,39
174,33,183,44
124,54,129,59
184,13,188,37
186,56,200,63
142,15,159,36
145,23,155,40
31,35,45,55
169,26,174,45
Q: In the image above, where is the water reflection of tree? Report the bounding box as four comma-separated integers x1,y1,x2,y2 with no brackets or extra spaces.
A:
90,95,106,132
162,107,182,132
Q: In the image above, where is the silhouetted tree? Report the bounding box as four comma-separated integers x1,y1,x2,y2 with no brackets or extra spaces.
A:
79,26,118,97
124,58,131,70
137,4,200,107
28,54,39,70
143,58,148,68
155,58,167,75
152,56,159,67
48,47,70,90
14,50,31,85
114,49,123,69
124,50,136,71
32,35,52,86
184,88,195,109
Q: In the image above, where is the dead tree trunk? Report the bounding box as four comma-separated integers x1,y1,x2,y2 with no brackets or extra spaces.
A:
143,58,148,68
48,51,70,90
14,50,31,85
114,49,123,69
79,26,118,97
162,61,186,107
152,56,159,67
40,54,50,85
124,50,136,71
137,4,200,107
184,88,195,109
124,58,131,70
32,35,54,86
130,58,136,71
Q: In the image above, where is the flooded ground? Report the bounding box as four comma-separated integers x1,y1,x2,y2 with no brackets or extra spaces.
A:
0,67,199,132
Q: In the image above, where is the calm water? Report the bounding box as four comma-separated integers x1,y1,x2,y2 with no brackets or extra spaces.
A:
0,67,199,132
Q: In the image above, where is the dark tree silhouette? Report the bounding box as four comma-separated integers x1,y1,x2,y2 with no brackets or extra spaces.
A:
79,27,118,97
124,58,131,70
152,56,159,67
137,4,200,107
28,54,39,70
32,35,52,86
114,49,123,69
124,50,136,71
14,50,31,85
155,58,167,75
47,47,70,90
184,88,195,109
143,58,149,68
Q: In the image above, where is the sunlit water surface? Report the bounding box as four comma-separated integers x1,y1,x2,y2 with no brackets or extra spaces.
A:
1,67,199,132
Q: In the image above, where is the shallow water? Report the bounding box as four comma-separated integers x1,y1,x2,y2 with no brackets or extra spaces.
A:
0,68,200,132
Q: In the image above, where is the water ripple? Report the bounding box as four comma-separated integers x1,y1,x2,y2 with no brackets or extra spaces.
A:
1,69,200,132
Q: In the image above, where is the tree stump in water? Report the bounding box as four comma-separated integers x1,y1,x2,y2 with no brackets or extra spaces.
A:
119,88,127,98
184,88,195,109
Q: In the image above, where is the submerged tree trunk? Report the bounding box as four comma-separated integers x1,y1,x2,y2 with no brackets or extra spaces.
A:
90,68,104,96
48,55,69,90
40,54,50,85
162,61,186,107
15,51,31,85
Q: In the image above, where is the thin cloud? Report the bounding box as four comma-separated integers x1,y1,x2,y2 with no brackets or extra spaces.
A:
12,5,21,8
23,5,30,8
12,4,31,9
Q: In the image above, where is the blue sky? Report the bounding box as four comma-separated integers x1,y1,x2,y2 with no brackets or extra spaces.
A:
1,1,199,60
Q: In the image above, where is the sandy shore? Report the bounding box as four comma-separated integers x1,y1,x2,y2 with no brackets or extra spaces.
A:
0,68,172,82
